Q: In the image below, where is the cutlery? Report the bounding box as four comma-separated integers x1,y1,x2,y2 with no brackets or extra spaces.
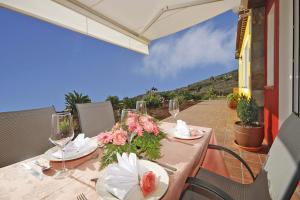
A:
166,137,194,146
77,193,88,200
91,177,98,183
164,168,174,175
21,163,43,180
151,160,177,171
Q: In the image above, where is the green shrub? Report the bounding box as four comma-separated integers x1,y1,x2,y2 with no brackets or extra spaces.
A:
106,96,120,109
143,92,162,108
175,95,185,105
236,96,258,125
204,87,217,100
180,91,194,101
122,97,136,109
227,93,240,102
160,91,176,101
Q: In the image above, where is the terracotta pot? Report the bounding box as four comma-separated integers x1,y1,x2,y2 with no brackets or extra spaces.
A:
234,121,264,147
228,100,237,109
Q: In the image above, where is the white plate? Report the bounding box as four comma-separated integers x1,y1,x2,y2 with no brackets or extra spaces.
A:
168,128,204,140
173,131,204,140
44,139,98,161
96,160,169,200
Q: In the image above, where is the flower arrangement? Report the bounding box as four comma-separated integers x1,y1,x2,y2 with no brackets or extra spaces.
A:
98,112,165,169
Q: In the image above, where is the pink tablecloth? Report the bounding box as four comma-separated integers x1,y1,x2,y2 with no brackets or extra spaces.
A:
202,134,229,178
0,122,228,200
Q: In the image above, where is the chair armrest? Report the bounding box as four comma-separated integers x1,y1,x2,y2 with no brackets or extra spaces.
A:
208,144,255,181
183,177,234,200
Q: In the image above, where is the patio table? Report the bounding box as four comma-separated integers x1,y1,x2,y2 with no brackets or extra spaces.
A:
0,122,226,200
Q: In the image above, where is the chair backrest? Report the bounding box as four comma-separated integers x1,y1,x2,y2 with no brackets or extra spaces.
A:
0,106,55,167
263,113,300,199
76,101,115,137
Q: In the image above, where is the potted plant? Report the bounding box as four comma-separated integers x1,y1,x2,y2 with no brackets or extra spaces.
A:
227,93,239,109
234,95,264,150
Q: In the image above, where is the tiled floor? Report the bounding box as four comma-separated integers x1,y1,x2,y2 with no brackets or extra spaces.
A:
163,99,300,199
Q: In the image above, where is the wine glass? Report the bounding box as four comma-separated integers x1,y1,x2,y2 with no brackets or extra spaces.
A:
49,112,74,179
120,109,137,125
120,109,137,153
136,101,147,115
169,99,179,122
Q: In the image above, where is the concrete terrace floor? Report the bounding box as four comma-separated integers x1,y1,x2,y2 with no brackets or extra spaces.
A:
163,100,300,199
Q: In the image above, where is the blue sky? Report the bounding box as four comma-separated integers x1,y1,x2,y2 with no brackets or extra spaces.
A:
0,8,237,112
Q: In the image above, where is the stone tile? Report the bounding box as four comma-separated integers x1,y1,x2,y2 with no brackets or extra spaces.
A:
242,162,262,177
227,165,242,179
224,156,242,168
240,151,261,164
161,100,282,190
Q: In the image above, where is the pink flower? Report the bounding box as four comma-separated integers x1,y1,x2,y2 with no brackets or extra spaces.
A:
126,116,137,125
152,124,159,136
112,122,121,132
127,112,138,118
135,125,144,137
140,171,156,197
146,115,153,121
113,129,127,146
127,117,138,132
97,132,113,144
143,121,154,133
139,115,149,124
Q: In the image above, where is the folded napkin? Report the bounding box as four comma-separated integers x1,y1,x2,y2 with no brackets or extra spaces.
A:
175,120,190,137
104,153,144,200
52,133,90,159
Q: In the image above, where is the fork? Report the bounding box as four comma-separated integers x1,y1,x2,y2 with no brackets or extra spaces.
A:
77,193,88,200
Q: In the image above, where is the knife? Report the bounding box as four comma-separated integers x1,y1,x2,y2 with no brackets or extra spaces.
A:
151,160,177,171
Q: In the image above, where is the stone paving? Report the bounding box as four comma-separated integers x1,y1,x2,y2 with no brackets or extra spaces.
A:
163,99,299,199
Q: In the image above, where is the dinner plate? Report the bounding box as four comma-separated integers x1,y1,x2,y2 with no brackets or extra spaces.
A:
96,160,169,200
44,139,98,161
173,133,204,140
173,130,204,140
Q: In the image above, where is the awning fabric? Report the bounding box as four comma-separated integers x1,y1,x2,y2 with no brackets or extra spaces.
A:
0,0,240,54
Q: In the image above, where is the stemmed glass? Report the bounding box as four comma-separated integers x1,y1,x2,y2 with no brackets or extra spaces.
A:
49,112,74,179
120,109,137,153
136,101,147,115
169,99,179,122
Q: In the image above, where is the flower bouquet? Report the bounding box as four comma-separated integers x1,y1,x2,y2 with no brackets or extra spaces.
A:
98,111,165,169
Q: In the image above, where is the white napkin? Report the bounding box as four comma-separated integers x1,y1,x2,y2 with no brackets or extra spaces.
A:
175,120,190,137
104,153,143,200
52,133,90,159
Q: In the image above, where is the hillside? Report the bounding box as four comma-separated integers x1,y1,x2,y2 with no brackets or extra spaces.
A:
164,69,238,98
107,69,238,120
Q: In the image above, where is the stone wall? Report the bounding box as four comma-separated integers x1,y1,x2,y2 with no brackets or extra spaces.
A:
251,7,265,123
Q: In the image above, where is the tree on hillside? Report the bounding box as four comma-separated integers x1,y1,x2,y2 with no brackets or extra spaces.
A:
150,87,158,92
65,90,91,116
65,90,91,134
106,96,120,110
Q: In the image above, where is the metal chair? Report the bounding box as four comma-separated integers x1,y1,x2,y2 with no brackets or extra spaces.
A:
181,113,300,200
0,106,55,167
76,101,115,138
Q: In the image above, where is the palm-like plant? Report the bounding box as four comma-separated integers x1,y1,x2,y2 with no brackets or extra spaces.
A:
65,90,91,117
65,90,91,134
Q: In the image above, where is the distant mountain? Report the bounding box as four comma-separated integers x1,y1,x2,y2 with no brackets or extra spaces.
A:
108,69,238,120
164,69,238,97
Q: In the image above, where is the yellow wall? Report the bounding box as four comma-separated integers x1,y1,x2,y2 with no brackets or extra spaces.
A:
238,15,251,98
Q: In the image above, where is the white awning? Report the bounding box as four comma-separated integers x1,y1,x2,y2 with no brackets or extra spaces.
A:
0,0,240,54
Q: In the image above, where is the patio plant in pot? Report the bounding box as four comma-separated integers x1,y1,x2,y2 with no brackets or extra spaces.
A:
227,93,239,109
234,95,264,150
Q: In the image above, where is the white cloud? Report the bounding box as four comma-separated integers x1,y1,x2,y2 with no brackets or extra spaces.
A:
140,23,236,78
